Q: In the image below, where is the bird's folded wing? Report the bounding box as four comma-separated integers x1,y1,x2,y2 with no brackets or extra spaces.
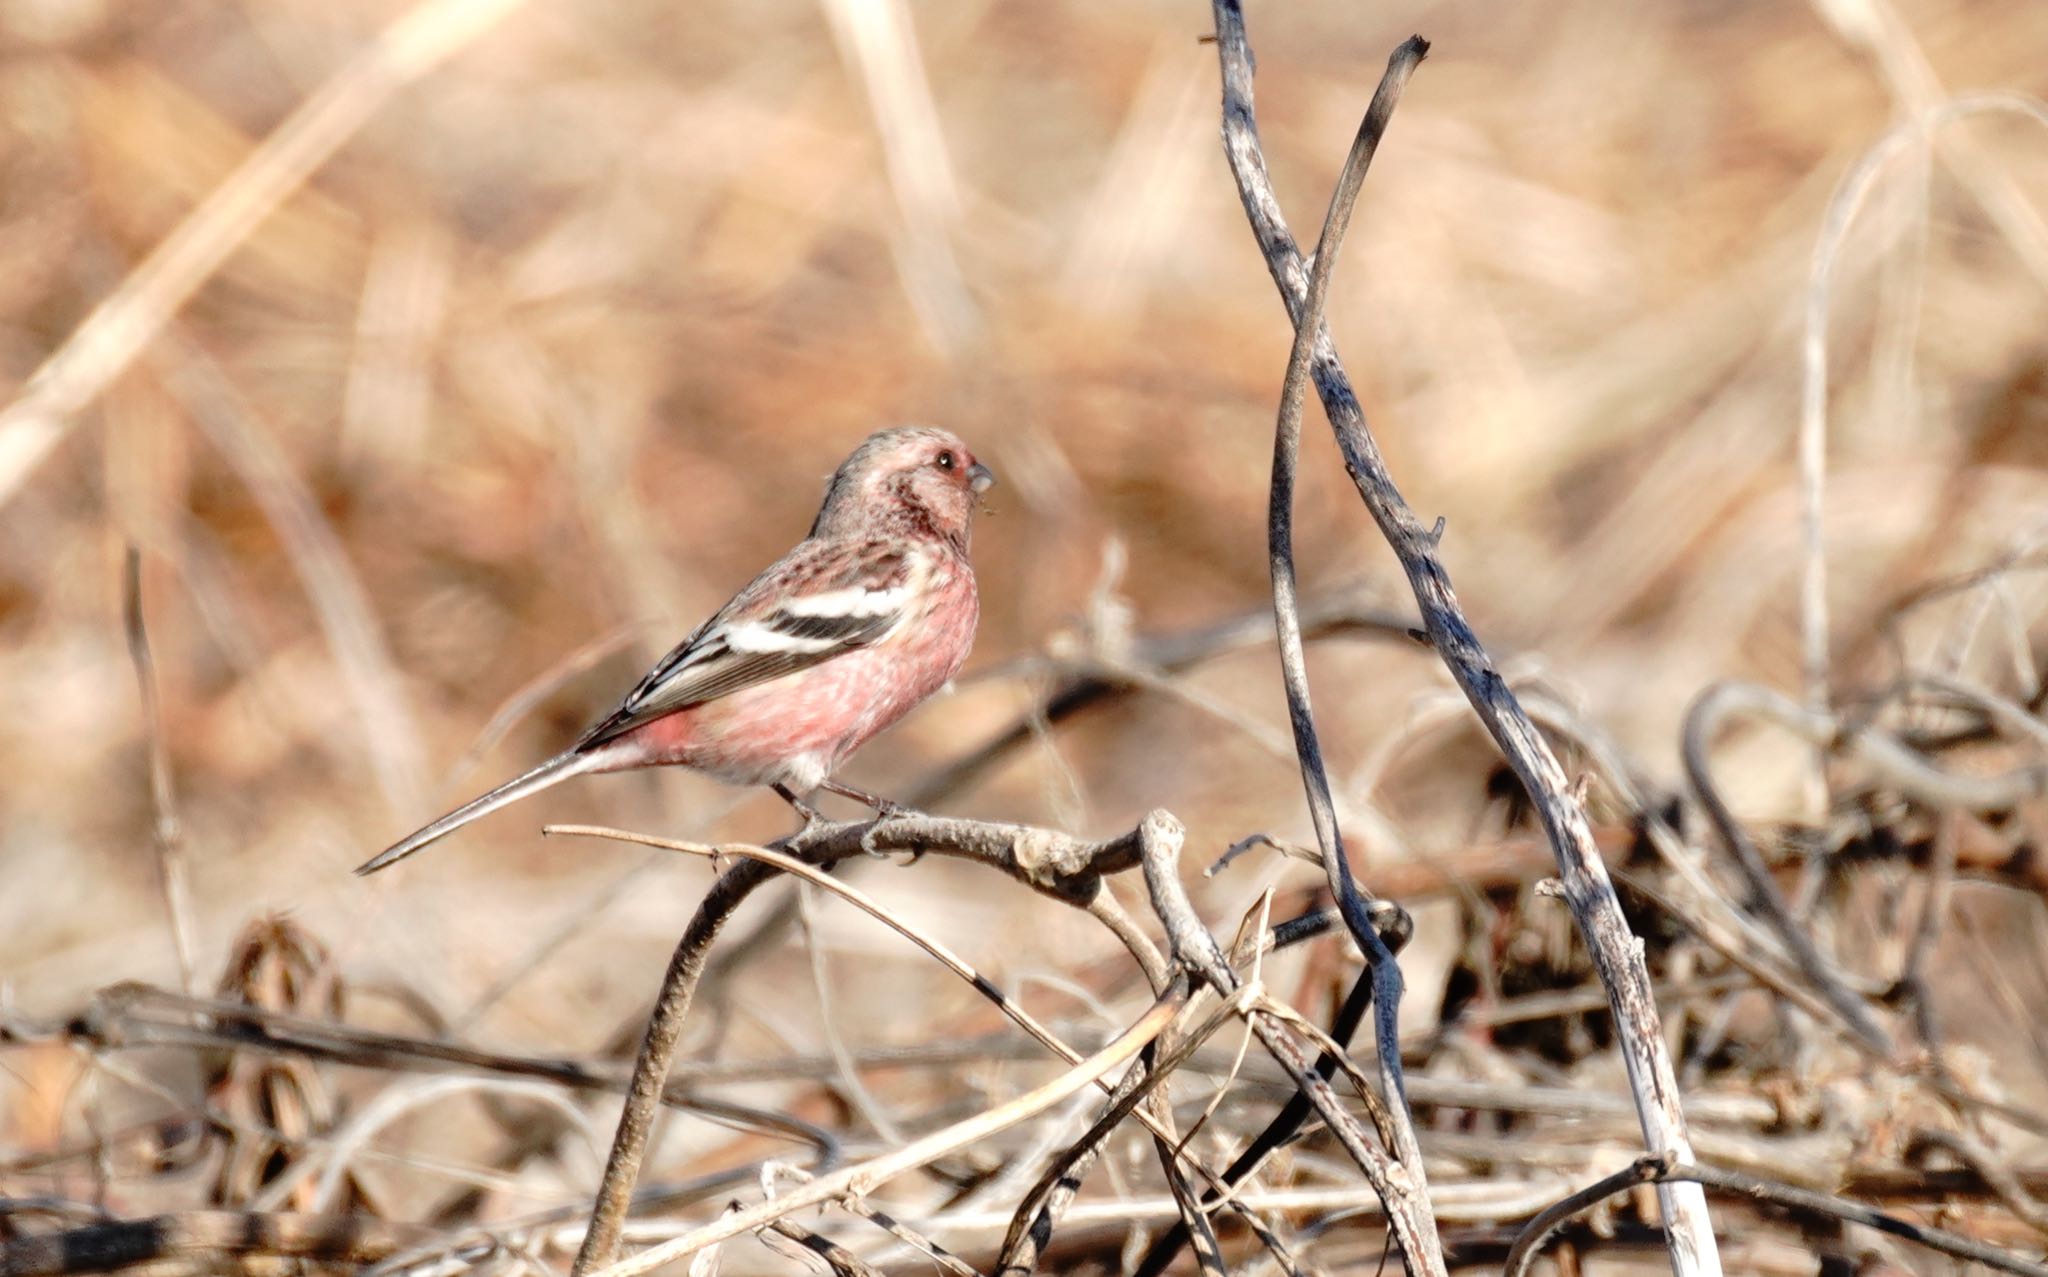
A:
573,541,912,751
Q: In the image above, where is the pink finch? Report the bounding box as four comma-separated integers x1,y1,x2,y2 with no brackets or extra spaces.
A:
356,427,993,875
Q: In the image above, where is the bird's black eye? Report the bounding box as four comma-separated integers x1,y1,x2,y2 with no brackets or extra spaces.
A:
935,450,956,471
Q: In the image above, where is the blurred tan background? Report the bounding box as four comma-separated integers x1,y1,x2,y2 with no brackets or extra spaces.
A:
3,0,2047,1133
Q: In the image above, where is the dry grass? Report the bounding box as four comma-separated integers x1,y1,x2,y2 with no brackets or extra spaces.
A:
4,0,2048,1273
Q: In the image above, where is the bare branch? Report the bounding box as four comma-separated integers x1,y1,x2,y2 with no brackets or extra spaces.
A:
1256,36,1433,1231
1205,5,1721,1271
561,810,1174,1275
1690,678,2048,815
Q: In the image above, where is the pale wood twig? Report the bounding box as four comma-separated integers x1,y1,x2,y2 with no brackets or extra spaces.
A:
561,824,1274,1277
585,996,1185,1277
121,547,198,996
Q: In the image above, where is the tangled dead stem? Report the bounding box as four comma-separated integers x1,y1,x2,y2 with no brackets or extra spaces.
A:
5,0,2048,1275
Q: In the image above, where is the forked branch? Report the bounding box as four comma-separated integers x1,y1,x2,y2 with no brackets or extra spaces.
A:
1207,4,1723,1272
562,810,1175,1275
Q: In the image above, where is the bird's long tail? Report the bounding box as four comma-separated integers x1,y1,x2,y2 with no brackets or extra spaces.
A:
355,750,608,876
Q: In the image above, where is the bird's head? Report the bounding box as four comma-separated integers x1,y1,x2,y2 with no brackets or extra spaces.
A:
812,426,994,550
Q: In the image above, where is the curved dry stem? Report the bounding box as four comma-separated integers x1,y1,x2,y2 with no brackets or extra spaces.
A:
1799,93,2048,730
1503,1154,1673,1277
1506,1154,2048,1277
1682,681,1896,1051
1703,677,2048,811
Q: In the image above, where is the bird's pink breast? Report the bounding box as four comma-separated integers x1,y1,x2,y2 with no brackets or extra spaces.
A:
611,566,978,790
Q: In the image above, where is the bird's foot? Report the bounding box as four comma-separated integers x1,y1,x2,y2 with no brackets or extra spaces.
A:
821,779,921,857
773,782,826,831
860,811,921,860
820,778,918,819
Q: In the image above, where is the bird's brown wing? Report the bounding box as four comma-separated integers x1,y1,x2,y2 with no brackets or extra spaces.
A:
572,539,912,753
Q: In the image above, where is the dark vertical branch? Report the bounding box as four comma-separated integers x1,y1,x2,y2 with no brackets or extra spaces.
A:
1263,30,1429,1177
1206,5,1722,1273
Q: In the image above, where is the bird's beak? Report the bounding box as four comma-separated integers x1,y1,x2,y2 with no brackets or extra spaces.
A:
968,462,996,495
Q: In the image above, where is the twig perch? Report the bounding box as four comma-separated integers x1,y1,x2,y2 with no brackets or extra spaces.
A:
1206,5,1722,1273
562,810,1173,1275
